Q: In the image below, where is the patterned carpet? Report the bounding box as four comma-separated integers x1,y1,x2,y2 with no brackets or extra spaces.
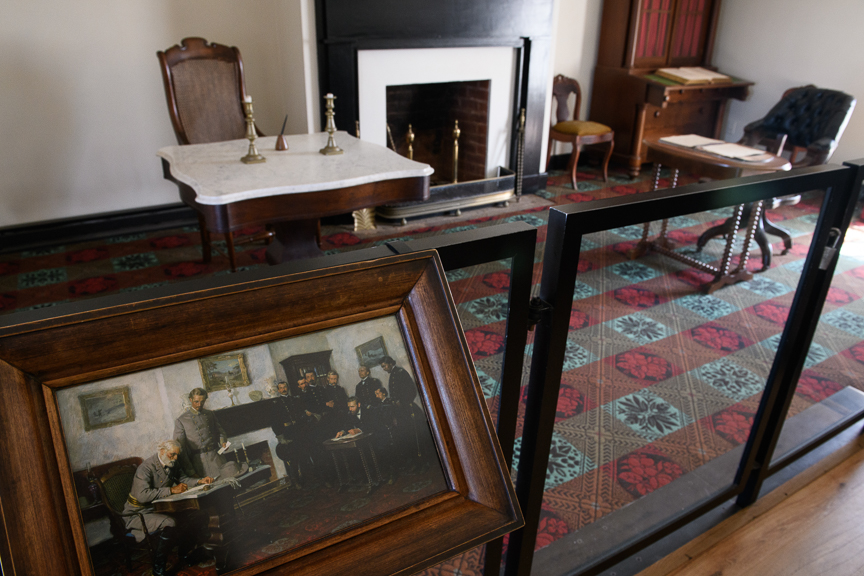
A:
3,164,864,576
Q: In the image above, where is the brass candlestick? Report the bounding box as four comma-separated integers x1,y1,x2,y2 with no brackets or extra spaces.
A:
452,120,461,183
406,124,415,160
241,98,266,164
319,93,343,155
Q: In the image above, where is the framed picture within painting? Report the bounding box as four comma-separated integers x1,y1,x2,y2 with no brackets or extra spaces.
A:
198,352,251,392
0,251,522,576
355,335,388,367
78,386,134,431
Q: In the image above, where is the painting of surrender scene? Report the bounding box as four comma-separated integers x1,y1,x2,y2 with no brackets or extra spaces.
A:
57,315,446,576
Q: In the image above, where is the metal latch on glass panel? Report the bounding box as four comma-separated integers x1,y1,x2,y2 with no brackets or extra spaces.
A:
527,297,553,331
818,227,843,271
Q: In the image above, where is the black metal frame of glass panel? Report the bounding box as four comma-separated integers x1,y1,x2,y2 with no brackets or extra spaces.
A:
504,160,864,576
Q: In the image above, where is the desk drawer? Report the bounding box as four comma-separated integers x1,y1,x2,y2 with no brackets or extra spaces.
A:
647,84,751,107
642,102,719,138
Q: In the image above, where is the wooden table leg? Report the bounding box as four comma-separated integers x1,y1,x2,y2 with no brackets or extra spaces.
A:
266,219,324,264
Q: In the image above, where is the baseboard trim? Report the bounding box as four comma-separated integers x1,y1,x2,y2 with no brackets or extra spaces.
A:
0,203,198,254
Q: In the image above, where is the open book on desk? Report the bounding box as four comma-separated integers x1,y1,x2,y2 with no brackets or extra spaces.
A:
659,135,773,162
655,67,732,85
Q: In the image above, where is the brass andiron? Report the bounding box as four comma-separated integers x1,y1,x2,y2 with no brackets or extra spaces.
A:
406,124,415,160
355,120,361,138
319,93,343,155
452,120,461,183
386,123,397,151
240,96,266,164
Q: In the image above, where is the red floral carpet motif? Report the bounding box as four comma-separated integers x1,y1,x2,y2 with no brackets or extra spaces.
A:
0,293,16,310
150,234,192,249
710,406,756,445
522,385,589,422
795,371,844,403
611,240,639,257
482,270,511,291
66,247,109,264
666,229,700,245
163,261,210,278
613,286,665,309
464,328,506,358
689,322,752,353
68,276,119,296
610,184,641,195
564,192,595,203
0,261,21,275
751,301,791,325
842,341,864,366
530,503,572,550
826,286,856,305
674,268,715,288
323,231,361,247
848,266,864,281
569,309,597,330
612,350,675,383
614,448,684,498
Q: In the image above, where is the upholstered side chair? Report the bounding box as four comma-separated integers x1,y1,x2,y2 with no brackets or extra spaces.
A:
157,37,272,271
697,85,856,267
545,74,615,190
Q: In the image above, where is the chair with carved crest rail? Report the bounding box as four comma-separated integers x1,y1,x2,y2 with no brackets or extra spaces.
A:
545,74,615,190
157,37,274,272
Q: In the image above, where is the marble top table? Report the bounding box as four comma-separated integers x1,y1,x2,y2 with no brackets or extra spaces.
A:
158,132,432,264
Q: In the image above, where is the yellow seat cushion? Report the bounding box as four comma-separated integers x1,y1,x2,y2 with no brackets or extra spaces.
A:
553,120,612,137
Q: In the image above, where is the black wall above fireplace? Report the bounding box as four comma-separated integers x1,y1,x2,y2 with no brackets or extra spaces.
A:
315,0,555,194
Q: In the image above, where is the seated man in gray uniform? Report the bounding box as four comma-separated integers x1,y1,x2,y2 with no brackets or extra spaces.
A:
174,387,248,479
123,439,212,576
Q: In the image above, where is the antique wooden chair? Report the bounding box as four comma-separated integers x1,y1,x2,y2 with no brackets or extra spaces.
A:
95,461,154,571
157,37,272,271
697,85,856,266
545,74,615,190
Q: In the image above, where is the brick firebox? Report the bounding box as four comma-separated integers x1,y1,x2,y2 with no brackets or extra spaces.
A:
386,80,490,184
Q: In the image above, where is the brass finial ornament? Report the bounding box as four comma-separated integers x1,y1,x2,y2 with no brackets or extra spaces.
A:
240,96,266,164
452,120,461,183
319,93,343,155
406,124,415,160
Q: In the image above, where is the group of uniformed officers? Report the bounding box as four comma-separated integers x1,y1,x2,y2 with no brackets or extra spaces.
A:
272,356,434,489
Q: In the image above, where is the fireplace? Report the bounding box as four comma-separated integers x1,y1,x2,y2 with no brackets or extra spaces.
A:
316,0,555,198
386,80,489,184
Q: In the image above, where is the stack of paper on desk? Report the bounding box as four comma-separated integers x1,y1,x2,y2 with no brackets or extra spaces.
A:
696,142,767,160
660,134,725,148
655,67,732,85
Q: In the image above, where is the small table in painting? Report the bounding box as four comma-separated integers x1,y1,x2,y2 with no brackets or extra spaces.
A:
323,432,384,495
153,465,270,569
630,138,791,293
158,132,433,268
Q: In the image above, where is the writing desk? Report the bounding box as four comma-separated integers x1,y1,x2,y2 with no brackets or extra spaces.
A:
631,139,790,293
158,132,433,268
324,432,383,494
154,465,270,568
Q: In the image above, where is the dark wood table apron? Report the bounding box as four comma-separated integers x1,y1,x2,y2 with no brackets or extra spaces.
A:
163,158,429,264
630,139,791,293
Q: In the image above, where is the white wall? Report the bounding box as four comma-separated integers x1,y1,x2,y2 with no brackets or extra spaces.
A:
713,0,864,162
547,0,603,157
0,0,318,228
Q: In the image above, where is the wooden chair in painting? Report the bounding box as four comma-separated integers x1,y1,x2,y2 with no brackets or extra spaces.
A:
157,37,273,271
545,74,615,190
697,85,856,264
94,460,155,572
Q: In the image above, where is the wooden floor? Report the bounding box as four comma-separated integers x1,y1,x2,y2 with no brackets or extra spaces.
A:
639,430,864,576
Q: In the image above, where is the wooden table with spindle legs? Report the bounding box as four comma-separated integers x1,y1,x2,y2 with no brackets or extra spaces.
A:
629,139,790,293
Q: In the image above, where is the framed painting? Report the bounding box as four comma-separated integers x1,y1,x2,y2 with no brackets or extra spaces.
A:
78,386,134,431
355,336,388,368
198,352,251,392
0,251,522,576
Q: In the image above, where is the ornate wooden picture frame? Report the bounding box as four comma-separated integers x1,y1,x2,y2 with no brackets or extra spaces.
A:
0,251,522,576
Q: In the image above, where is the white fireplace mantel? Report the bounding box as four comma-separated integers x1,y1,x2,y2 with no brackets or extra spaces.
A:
357,47,518,179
